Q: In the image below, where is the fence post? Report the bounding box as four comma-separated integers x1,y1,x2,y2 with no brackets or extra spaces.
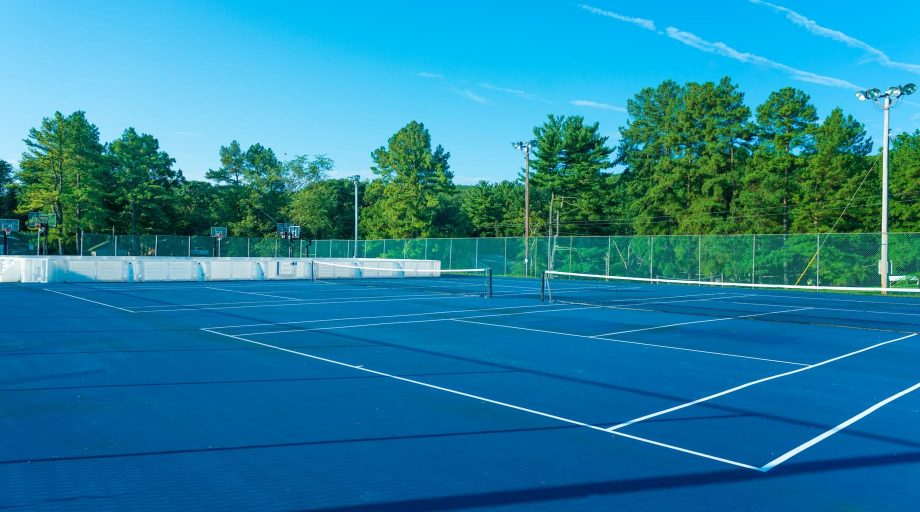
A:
114,234,118,255
449,238,453,269
475,238,479,268
607,237,611,276
752,235,756,284
503,238,507,276
154,235,158,257
697,235,701,282
188,236,191,257
649,236,653,279
568,236,573,272
816,234,820,287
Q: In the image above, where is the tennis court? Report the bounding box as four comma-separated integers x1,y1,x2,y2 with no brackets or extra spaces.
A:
2,269,919,510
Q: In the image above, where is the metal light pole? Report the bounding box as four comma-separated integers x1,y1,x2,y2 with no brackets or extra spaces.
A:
352,175,360,259
512,140,535,276
856,83,916,291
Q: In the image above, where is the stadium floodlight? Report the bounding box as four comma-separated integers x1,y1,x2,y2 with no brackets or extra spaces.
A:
512,140,536,276
854,83,914,291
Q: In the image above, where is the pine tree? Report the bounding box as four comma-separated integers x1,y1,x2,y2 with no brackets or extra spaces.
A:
17,111,108,252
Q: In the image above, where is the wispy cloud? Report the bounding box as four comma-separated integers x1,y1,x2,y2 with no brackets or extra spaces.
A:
452,88,488,104
579,4,655,31
750,0,920,75
415,72,445,79
478,83,548,103
571,99,626,113
582,3,863,90
665,27,862,90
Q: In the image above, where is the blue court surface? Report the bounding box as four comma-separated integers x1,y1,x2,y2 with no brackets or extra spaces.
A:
2,276,919,510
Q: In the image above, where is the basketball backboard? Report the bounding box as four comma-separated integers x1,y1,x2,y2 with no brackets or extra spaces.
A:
27,212,57,229
210,227,228,238
0,219,19,233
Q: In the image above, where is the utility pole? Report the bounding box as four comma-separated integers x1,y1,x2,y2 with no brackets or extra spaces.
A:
512,140,535,276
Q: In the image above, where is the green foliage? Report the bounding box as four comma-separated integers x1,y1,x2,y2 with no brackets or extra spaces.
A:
617,78,750,235
289,177,354,240
890,130,920,231
735,87,818,234
363,121,454,238
17,111,108,252
531,115,613,235
206,141,292,236
108,128,183,234
792,108,873,233
458,180,524,236
6,77,906,254
616,80,684,234
174,180,220,235
0,159,16,218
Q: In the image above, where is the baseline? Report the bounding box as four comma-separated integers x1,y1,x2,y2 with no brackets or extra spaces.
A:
760,380,920,471
606,332,918,432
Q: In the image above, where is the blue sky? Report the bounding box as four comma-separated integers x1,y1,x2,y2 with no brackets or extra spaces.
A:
2,1,919,184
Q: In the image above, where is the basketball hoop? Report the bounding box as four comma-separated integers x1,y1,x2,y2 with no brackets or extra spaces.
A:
215,232,223,241
3,227,10,236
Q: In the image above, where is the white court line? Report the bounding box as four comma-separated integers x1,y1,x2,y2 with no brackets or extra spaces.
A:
623,294,752,307
736,292,920,308
130,299,299,309
551,290,734,304
205,286,301,301
44,289,136,313
205,303,558,330
594,307,813,337
729,300,920,319
236,305,598,336
201,328,760,471
134,293,479,313
606,332,918,432
760,380,920,471
452,319,806,366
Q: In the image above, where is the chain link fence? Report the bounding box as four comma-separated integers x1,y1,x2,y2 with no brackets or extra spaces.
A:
313,233,920,288
4,232,918,288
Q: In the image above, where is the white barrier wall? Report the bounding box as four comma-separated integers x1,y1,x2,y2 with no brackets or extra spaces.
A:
0,257,439,283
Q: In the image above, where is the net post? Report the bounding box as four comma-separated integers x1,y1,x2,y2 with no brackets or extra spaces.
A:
487,268,493,298
540,271,546,302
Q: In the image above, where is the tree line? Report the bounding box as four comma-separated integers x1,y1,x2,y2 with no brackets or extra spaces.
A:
2,76,919,254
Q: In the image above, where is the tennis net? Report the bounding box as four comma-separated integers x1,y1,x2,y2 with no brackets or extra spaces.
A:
311,260,493,298
541,270,920,331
